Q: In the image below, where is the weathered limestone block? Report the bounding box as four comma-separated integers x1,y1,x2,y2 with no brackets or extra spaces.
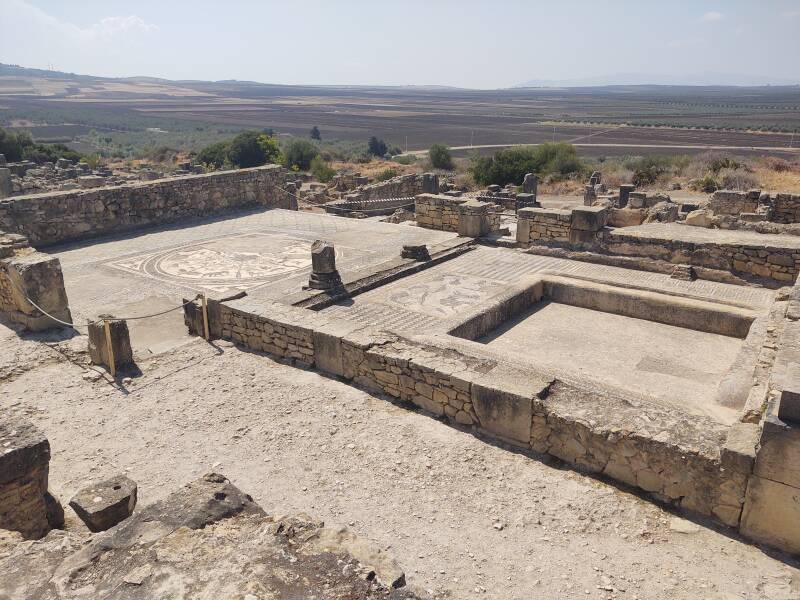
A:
583,184,597,206
0,167,11,198
684,209,714,228
69,475,138,532
88,317,134,370
458,200,496,237
571,205,608,232
618,184,635,208
2,251,72,331
608,208,645,227
740,476,800,554
522,173,538,195
308,240,342,291
471,372,551,446
401,244,431,261
0,416,56,539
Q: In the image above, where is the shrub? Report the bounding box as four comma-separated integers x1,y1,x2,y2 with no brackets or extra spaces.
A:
196,130,281,170
0,127,84,164
229,131,281,168
83,154,102,169
310,155,335,182
689,175,719,193
367,136,388,157
374,167,398,182
392,154,417,165
197,140,231,169
310,126,321,140
764,157,791,172
429,144,454,170
718,168,758,191
469,142,582,186
283,138,319,170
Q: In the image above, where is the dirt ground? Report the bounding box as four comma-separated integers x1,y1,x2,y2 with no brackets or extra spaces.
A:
2,323,799,600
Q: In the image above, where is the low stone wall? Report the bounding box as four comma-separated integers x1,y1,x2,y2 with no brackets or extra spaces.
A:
416,194,503,235
516,206,608,247
772,193,800,224
323,196,415,217
607,230,800,285
517,208,571,243
0,232,72,331
415,194,466,232
185,294,753,532
0,164,293,247
707,189,800,224
709,190,761,216
0,416,56,539
346,173,438,203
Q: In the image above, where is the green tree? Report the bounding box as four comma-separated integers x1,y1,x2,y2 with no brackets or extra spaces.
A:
256,133,282,164
310,155,335,182
310,126,321,140
283,138,319,170
428,143,454,170
229,131,269,168
197,140,231,169
469,142,582,186
367,136,387,157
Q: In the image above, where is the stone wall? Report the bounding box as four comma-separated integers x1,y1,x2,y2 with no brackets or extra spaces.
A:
415,194,467,232
0,164,293,247
516,206,608,248
739,282,800,554
772,193,800,224
606,231,800,285
346,173,438,203
0,416,56,539
707,189,800,224
517,208,571,244
709,190,761,216
186,294,753,532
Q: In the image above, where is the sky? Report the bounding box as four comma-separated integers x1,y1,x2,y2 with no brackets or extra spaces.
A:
1,0,799,88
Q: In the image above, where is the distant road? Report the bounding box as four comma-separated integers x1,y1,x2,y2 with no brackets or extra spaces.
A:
401,142,800,156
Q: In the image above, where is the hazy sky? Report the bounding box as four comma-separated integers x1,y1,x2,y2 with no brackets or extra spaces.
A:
2,0,799,88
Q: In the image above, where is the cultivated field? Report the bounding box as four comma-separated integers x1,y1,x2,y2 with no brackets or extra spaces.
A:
2,65,799,158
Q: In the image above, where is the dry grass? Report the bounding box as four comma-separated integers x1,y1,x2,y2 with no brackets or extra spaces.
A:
330,158,421,179
755,166,800,193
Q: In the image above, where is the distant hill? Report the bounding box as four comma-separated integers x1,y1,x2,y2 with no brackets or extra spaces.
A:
515,72,800,88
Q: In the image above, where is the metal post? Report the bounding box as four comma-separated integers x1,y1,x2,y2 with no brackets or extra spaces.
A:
103,319,116,377
202,293,210,341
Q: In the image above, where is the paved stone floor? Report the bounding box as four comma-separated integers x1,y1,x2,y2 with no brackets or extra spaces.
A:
321,246,775,335
50,209,455,353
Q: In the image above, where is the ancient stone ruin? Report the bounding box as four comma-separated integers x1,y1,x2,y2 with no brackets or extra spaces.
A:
2,158,800,596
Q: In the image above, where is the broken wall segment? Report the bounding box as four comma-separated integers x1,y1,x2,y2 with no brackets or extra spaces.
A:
0,235,72,331
344,172,438,204
457,200,502,237
0,164,293,247
516,206,608,248
0,415,60,539
415,193,468,232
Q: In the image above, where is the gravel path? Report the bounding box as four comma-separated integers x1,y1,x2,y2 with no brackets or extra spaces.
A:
2,328,799,599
